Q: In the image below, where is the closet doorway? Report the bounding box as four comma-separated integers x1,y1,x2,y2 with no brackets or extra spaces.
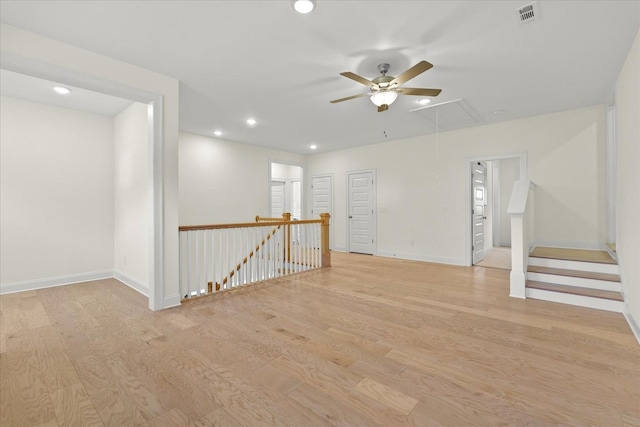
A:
269,161,303,220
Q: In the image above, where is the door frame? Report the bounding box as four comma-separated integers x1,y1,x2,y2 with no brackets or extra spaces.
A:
346,169,377,255
268,159,304,218
464,152,528,266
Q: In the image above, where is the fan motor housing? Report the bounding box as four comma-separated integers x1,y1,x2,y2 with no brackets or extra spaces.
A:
373,75,394,88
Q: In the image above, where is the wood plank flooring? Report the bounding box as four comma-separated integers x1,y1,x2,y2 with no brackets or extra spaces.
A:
1,252,639,426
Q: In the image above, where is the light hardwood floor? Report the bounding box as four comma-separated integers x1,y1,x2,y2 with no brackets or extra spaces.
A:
1,252,639,426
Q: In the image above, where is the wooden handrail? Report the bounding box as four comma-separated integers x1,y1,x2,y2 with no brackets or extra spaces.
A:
255,214,286,222
179,218,321,232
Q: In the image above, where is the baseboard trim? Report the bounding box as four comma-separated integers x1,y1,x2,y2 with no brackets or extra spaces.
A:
376,251,466,266
623,307,640,345
113,270,149,297
0,270,113,295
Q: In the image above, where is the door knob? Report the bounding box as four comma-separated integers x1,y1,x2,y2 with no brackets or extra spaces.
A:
349,216,353,219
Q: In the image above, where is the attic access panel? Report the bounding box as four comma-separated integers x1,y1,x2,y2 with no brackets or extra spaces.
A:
411,98,483,131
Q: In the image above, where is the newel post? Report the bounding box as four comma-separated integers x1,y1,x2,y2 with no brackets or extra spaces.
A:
283,212,291,262
320,213,331,267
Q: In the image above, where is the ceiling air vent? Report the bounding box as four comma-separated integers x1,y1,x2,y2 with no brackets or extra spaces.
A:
516,2,538,24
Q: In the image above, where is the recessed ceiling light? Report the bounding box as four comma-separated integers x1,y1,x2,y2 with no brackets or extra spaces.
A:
310,144,317,150
292,0,316,14
417,98,431,105
52,86,71,95
246,118,257,126
213,130,223,136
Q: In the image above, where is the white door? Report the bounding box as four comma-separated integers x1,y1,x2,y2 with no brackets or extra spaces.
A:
472,162,487,264
271,181,285,217
348,171,375,255
311,175,333,249
311,175,332,217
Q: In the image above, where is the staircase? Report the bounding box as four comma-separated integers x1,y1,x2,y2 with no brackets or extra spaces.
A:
525,247,623,312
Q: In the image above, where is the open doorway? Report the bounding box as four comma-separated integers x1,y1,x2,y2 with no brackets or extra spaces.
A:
269,161,303,220
466,153,527,269
0,68,165,309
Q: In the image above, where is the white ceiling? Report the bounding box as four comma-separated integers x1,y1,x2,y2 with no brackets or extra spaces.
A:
0,1,638,154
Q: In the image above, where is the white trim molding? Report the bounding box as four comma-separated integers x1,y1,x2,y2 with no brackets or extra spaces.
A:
376,251,466,266
113,270,149,296
0,270,113,295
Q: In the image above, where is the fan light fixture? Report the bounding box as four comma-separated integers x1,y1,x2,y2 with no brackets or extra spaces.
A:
370,91,397,107
292,0,316,14
330,61,442,113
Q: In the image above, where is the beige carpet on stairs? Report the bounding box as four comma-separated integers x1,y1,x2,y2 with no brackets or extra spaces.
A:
474,246,511,270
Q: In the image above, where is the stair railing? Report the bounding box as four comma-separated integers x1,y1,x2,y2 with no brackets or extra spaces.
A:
179,213,330,301
507,180,536,298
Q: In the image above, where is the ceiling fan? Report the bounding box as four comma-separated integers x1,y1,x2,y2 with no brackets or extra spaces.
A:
330,60,442,112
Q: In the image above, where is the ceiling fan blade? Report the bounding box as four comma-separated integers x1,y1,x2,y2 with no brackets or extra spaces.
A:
378,104,389,113
396,88,442,97
330,92,370,103
340,71,378,88
389,61,433,86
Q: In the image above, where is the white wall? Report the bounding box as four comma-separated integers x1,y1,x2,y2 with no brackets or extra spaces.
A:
0,97,114,289
615,29,640,341
114,103,149,292
484,162,494,251
1,23,180,309
307,105,607,263
179,132,306,225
